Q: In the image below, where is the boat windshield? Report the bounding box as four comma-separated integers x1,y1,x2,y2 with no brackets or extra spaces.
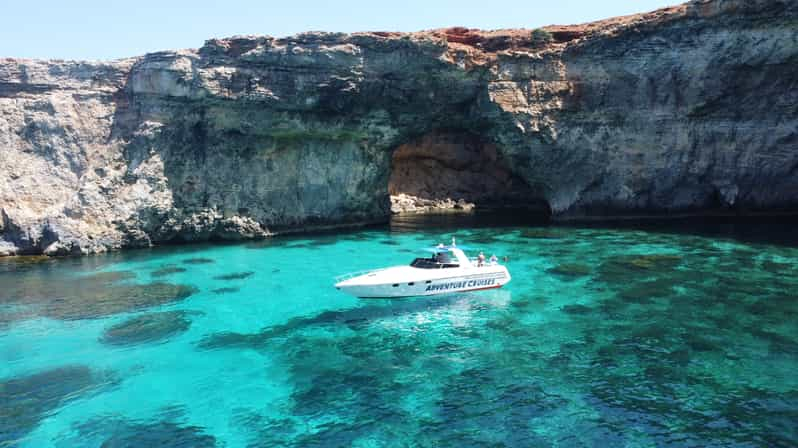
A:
410,257,459,269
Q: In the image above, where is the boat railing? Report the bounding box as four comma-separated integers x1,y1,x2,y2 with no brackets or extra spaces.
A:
469,257,498,267
334,268,387,283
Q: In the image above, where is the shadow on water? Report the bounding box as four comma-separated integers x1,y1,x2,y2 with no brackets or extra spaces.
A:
198,294,471,350
391,211,798,248
561,214,798,248
389,209,548,233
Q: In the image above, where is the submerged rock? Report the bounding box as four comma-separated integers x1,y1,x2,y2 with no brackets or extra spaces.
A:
683,333,721,353
151,266,187,277
45,282,198,321
616,279,675,304
561,304,594,315
96,420,215,448
519,229,561,239
597,254,682,284
82,270,138,284
0,366,108,444
547,263,591,278
625,254,682,270
761,260,794,274
212,271,254,281
181,258,214,265
100,311,192,346
0,269,197,321
485,313,522,331
0,255,55,273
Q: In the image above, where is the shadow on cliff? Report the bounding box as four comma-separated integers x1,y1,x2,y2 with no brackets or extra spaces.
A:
107,56,279,246
105,47,556,247
387,128,552,217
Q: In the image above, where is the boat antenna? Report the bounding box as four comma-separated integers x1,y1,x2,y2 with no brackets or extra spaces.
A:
452,236,456,247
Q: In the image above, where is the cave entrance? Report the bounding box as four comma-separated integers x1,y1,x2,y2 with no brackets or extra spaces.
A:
388,130,550,220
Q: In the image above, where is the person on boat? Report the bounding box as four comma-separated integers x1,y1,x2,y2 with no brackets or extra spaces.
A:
438,251,451,264
490,254,498,265
477,252,486,267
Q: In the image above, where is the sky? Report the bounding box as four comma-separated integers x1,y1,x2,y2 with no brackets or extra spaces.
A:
3,0,679,61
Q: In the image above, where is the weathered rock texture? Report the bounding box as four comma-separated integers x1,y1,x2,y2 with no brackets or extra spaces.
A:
1,0,797,255
388,131,543,213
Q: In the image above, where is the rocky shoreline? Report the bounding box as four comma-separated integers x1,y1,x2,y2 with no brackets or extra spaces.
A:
390,194,475,215
1,0,797,256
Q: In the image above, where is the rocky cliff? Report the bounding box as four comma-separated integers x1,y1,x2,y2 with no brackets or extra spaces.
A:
1,0,797,256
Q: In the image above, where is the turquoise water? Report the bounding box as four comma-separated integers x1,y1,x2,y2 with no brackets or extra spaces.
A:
1,218,797,447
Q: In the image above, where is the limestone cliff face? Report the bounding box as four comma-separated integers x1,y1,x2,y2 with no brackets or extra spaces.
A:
1,0,796,255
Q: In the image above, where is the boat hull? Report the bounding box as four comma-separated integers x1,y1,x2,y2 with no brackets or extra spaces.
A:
335,266,511,298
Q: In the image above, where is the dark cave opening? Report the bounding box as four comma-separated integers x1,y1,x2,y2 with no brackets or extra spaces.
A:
387,130,551,219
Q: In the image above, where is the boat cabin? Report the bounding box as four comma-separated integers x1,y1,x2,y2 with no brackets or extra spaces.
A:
410,245,472,269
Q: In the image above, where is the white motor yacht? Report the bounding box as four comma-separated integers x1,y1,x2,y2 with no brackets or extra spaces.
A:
334,239,511,298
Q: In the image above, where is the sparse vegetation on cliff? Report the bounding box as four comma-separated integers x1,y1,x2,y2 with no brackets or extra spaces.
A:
530,28,553,45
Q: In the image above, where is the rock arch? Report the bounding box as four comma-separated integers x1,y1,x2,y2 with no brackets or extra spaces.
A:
387,129,550,217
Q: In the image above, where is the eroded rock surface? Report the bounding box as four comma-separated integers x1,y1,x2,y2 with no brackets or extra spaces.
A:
1,0,796,255
388,130,536,214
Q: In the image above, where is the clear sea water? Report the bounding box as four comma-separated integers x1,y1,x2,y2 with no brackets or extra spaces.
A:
1,215,797,447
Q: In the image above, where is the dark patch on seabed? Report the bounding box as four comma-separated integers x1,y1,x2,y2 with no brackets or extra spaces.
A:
240,312,573,446
215,219,796,445
75,417,216,448
198,295,464,351
151,265,187,277
100,311,193,346
0,255,57,274
561,303,593,315
260,332,435,446
0,269,197,322
389,209,548,233
546,263,591,278
0,366,114,445
213,271,254,281
1,213,797,446
182,257,214,264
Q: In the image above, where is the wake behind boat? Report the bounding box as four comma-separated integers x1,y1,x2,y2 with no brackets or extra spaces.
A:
334,239,511,298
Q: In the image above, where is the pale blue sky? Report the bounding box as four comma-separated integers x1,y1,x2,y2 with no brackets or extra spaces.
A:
4,0,679,60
